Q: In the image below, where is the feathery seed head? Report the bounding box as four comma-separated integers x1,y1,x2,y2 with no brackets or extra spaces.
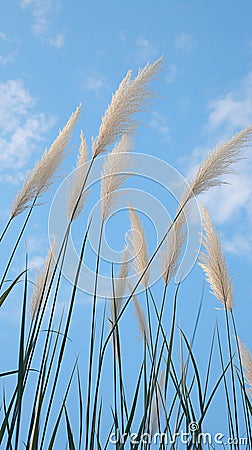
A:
66,130,89,221
109,247,130,358
237,339,252,398
160,210,186,285
187,125,252,201
30,240,57,320
11,104,81,219
101,133,133,220
128,205,149,288
109,247,130,324
199,204,234,311
132,291,149,344
92,57,163,158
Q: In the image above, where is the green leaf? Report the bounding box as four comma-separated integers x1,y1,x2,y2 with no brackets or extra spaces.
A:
64,406,76,450
0,270,26,308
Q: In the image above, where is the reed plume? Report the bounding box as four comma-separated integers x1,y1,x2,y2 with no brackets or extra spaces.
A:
237,339,252,398
101,133,133,221
30,240,56,320
132,291,149,344
128,205,149,288
160,209,186,285
160,125,252,284
109,249,130,358
66,131,89,221
199,204,234,311
92,57,163,157
186,125,252,201
11,105,81,219
109,247,130,325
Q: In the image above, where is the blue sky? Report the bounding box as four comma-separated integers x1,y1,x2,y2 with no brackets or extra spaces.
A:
1,0,252,445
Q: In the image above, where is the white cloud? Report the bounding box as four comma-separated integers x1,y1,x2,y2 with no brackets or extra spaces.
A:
124,36,157,65
29,255,45,269
207,71,252,132
174,33,197,54
0,52,17,65
166,64,177,84
135,37,156,61
126,37,157,65
0,172,24,185
223,233,252,256
20,0,64,48
47,31,64,49
0,32,10,41
0,32,18,65
184,71,252,255
0,79,55,176
203,160,252,223
149,112,170,142
82,71,107,95
203,71,252,237
186,153,252,257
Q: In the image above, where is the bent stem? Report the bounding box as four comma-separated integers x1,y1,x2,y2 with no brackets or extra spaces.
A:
85,219,105,450
224,306,239,446
231,311,252,448
0,197,37,291
40,220,91,448
0,217,13,243
90,204,188,447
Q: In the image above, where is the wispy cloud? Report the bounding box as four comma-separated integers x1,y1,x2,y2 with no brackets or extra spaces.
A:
166,64,177,84
123,36,157,65
125,36,157,65
184,71,252,255
0,32,18,65
0,79,55,178
135,37,156,62
20,0,64,48
203,160,252,223
187,159,252,257
0,32,11,42
207,71,252,133
0,52,17,65
174,32,197,54
47,32,64,49
149,112,170,142
82,70,107,95
223,232,252,256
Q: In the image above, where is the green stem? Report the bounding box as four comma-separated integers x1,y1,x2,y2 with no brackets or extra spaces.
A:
0,197,37,291
0,217,13,243
86,220,104,450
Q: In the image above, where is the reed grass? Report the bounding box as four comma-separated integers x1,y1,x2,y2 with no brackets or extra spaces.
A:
66,131,89,221
128,205,149,289
0,57,252,450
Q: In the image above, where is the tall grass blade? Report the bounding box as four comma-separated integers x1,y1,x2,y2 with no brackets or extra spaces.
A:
47,358,78,450
64,405,76,450
14,256,28,450
178,329,204,415
0,270,26,308
76,367,83,450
